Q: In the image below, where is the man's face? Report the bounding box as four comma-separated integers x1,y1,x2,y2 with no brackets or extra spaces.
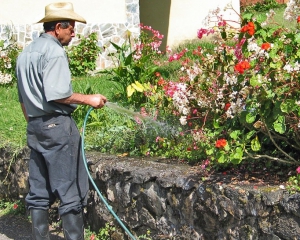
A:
56,21,75,46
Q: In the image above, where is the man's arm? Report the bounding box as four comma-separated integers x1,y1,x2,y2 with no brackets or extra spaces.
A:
54,93,107,109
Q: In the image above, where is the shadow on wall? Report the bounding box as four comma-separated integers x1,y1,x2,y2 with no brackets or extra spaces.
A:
139,0,171,51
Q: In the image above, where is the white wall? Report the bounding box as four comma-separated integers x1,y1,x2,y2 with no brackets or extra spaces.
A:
0,0,126,24
167,0,240,47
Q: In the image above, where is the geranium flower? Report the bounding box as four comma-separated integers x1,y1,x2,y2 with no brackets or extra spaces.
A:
157,78,165,86
90,234,95,240
261,42,271,50
241,22,255,36
234,61,250,74
297,16,300,23
224,103,231,111
215,138,227,148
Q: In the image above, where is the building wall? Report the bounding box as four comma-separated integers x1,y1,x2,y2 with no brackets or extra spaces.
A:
0,0,140,70
0,0,127,24
0,0,241,70
140,0,240,49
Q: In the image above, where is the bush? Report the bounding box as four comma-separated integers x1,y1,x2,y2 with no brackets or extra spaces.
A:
66,32,101,76
152,3,300,166
0,39,21,86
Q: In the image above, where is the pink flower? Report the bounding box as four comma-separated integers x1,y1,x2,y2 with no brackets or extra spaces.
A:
296,166,300,174
218,20,226,27
135,116,142,124
197,28,214,39
168,48,187,62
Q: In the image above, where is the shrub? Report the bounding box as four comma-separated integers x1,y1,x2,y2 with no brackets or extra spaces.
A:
0,38,21,86
153,3,300,166
66,32,101,76
100,26,163,107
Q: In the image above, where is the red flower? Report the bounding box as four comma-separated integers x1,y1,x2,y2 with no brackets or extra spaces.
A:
90,234,95,240
297,16,300,23
224,103,231,111
240,22,255,36
215,139,227,148
261,43,271,50
13,204,18,209
234,61,250,74
157,78,165,86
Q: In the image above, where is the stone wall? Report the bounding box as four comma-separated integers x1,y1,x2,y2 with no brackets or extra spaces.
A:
0,0,140,70
1,148,300,239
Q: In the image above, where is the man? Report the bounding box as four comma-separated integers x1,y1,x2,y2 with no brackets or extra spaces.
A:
16,2,107,240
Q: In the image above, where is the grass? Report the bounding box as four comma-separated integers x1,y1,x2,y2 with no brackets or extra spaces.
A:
0,86,27,149
254,6,297,30
0,75,124,150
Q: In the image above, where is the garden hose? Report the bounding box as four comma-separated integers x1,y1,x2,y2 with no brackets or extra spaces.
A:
81,107,136,240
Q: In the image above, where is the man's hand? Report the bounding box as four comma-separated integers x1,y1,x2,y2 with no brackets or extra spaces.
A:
55,93,107,108
88,94,107,109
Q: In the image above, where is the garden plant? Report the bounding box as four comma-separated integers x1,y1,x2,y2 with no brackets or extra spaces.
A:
97,1,300,191
0,1,300,238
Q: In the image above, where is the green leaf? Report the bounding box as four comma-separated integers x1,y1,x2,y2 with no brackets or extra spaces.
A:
280,100,295,113
245,130,256,140
295,33,300,44
221,31,227,39
230,147,243,163
206,149,214,155
273,116,286,134
213,119,220,128
251,136,261,151
125,51,135,66
255,29,267,40
110,41,122,51
250,74,262,87
242,12,253,20
230,130,240,140
217,152,226,163
246,111,256,123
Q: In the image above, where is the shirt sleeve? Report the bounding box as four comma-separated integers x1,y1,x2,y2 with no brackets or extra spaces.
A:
43,55,73,102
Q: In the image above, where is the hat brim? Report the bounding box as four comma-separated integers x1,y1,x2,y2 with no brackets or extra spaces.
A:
37,10,86,24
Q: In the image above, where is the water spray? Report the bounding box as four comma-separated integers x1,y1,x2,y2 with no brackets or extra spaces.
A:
81,106,136,240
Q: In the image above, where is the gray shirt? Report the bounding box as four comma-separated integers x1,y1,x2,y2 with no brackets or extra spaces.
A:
16,33,76,117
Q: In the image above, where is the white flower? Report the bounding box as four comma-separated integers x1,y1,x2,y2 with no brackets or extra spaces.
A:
179,116,187,125
0,72,12,84
283,64,293,73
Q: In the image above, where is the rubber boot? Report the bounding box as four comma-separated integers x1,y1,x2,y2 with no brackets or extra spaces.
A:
61,211,84,240
30,209,50,240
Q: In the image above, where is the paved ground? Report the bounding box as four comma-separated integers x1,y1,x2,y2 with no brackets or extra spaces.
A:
0,214,64,240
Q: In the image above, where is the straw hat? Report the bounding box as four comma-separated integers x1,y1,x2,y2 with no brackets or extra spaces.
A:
37,2,86,24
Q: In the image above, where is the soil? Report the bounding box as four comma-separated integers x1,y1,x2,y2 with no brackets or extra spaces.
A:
0,214,64,240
